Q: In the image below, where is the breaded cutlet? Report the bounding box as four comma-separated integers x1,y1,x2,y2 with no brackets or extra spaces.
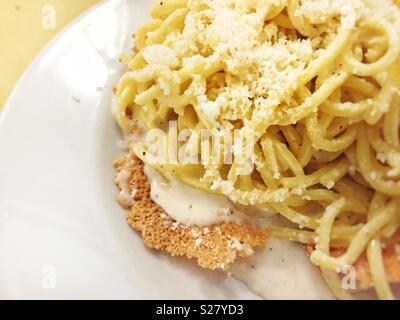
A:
114,150,268,270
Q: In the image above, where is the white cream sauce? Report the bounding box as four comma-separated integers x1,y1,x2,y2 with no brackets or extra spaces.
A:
144,165,243,226
231,238,334,300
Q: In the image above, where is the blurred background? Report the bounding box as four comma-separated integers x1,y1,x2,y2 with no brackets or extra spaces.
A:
0,0,100,109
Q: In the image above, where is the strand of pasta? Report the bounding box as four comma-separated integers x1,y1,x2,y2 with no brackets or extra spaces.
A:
367,238,394,300
356,126,400,196
311,199,397,270
344,18,400,77
320,269,354,300
366,192,394,300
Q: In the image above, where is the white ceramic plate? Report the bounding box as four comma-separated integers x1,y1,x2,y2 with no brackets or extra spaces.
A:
0,0,258,299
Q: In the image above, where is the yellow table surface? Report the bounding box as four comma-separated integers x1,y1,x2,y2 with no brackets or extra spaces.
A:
0,0,100,109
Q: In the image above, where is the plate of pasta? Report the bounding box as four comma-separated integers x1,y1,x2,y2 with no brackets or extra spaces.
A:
0,0,400,300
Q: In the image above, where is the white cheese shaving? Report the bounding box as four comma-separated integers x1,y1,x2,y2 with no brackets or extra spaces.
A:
143,44,179,67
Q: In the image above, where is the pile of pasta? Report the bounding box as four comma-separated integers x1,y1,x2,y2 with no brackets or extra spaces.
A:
115,0,400,299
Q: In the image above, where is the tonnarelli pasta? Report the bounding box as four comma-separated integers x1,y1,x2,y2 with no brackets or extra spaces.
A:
115,0,400,299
